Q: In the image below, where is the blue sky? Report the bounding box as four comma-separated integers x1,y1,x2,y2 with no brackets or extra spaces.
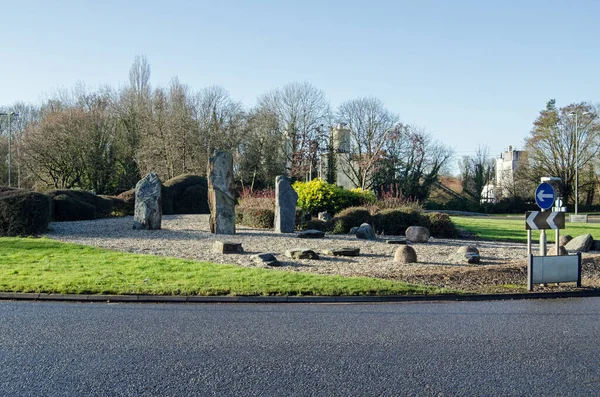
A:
2,0,599,173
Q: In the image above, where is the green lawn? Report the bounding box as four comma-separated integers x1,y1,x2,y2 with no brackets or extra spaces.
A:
0,237,453,296
451,216,600,243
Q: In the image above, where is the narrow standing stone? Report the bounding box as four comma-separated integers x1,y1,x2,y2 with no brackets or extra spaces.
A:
274,175,298,233
207,150,236,234
133,172,162,230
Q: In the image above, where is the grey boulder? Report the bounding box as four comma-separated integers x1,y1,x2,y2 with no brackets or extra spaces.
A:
405,226,430,243
564,234,593,252
356,223,376,240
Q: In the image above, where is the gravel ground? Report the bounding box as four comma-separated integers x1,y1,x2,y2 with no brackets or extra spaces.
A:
45,214,530,282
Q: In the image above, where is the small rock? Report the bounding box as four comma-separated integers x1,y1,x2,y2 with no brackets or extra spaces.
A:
559,235,573,247
251,253,280,266
406,226,430,243
285,248,320,260
356,223,376,240
592,240,600,251
212,241,243,254
394,246,417,263
386,239,406,245
564,234,593,252
349,226,359,235
449,245,480,264
322,247,360,257
318,211,332,222
297,229,326,239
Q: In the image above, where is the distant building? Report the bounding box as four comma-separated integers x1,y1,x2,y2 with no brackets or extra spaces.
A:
495,145,527,198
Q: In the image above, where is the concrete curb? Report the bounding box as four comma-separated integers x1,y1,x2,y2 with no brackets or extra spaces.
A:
2,289,600,304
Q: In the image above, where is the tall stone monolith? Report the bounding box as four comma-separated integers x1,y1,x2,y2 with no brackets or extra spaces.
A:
207,150,235,234
133,172,162,230
274,175,298,233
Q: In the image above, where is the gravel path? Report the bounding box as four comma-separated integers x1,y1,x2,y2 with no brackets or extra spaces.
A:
45,214,529,280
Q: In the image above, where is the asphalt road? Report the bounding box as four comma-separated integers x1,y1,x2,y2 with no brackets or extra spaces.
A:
1,298,600,396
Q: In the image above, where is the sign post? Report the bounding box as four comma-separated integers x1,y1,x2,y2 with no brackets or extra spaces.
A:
526,178,580,291
535,182,555,256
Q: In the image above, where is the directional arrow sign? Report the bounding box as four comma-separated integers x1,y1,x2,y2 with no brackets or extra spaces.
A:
535,182,555,210
525,211,565,230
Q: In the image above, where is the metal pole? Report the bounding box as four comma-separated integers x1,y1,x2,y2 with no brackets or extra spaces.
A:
575,113,578,215
8,113,12,187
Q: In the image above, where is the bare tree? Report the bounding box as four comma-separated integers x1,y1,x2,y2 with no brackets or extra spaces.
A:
193,86,245,174
238,107,285,190
459,146,495,203
257,82,331,179
336,97,400,189
376,125,452,201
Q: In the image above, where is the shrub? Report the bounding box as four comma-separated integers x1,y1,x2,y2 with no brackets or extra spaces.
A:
47,190,128,221
423,212,457,238
52,194,96,221
99,195,131,217
374,184,422,211
117,188,136,214
178,184,210,214
331,207,373,234
302,218,335,232
293,179,370,214
0,189,52,236
237,187,275,210
241,208,275,229
164,174,209,214
295,208,312,230
372,209,422,236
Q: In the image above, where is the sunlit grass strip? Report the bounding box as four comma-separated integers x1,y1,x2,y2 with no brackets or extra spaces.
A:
0,238,454,296
451,216,600,243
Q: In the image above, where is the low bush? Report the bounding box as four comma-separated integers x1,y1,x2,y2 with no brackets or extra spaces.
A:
293,179,373,215
302,219,335,232
295,208,312,230
331,207,373,234
237,188,275,210
423,212,457,238
241,208,275,229
0,189,52,236
116,188,136,214
164,174,209,214
372,209,422,236
52,194,96,221
374,184,423,211
47,190,128,221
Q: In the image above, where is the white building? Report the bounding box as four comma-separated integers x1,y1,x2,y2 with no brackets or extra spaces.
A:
495,145,527,199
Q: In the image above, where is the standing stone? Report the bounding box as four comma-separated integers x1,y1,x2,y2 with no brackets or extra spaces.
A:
207,150,236,234
274,176,298,233
133,172,162,230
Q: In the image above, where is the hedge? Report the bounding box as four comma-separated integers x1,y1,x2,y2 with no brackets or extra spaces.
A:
0,189,52,236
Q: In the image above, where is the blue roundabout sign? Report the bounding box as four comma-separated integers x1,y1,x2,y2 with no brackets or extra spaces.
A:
535,182,555,210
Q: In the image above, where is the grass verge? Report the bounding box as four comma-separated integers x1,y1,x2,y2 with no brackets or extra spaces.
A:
0,237,455,296
451,216,600,243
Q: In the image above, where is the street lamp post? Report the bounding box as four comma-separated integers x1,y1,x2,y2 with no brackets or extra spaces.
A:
0,112,19,187
570,111,589,215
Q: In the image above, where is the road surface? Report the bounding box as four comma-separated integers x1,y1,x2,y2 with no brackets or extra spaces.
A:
1,298,600,396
